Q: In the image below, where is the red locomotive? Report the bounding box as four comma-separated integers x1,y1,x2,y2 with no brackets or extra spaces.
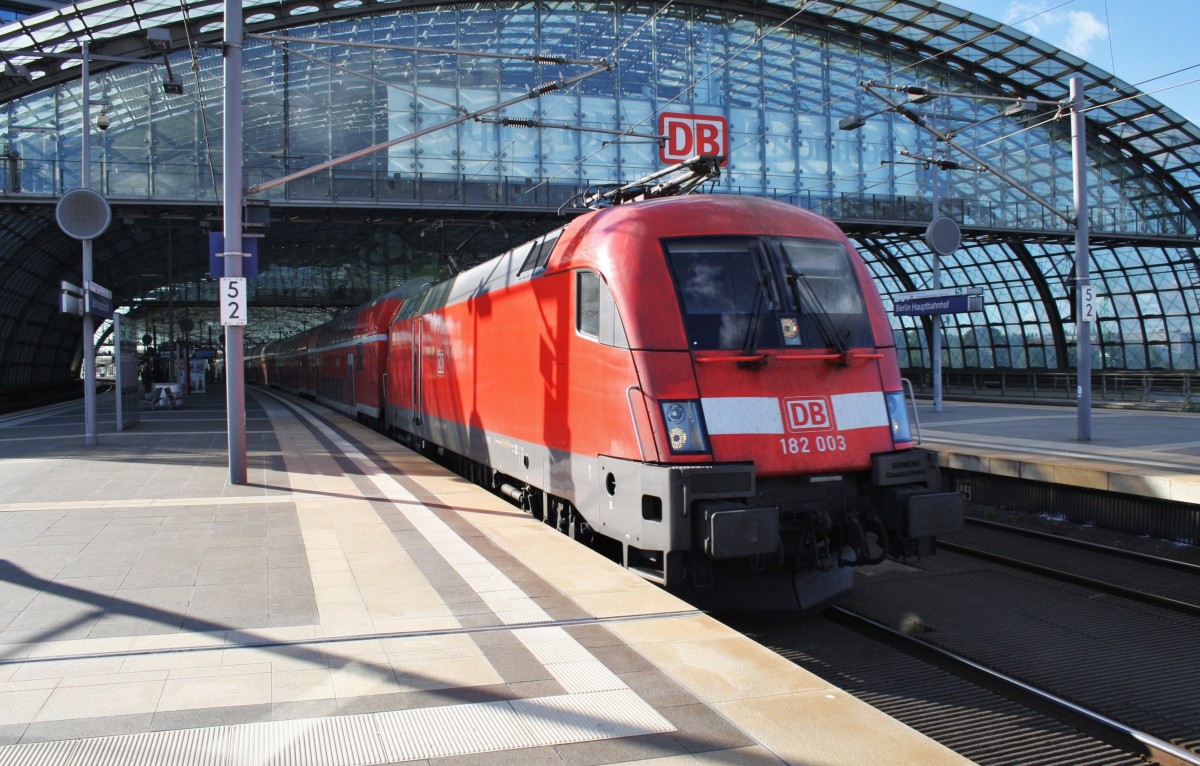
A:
251,190,961,611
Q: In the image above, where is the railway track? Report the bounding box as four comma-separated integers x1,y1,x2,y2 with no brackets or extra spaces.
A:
728,610,1146,766
826,607,1199,766
730,513,1200,764
938,517,1200,617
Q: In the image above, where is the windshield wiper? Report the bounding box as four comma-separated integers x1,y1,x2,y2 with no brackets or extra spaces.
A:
782,262,849,358
739,245,775,358
739,284,764,357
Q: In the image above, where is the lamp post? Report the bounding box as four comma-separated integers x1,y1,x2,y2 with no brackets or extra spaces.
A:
926,130,949,413
51,41,113,446
225,0,248,484
51,35,181,446
1069,78,1092,440
81,43,97,445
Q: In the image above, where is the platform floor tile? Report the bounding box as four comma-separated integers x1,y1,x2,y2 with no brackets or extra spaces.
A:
0,390,974,765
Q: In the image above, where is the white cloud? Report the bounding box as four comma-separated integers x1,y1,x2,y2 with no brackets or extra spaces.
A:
1000,1,1109,59
1001,1,1051,34
1059,10,1107,58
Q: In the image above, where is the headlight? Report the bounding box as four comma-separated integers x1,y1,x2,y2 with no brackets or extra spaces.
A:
660,400,710,454
884,390,913,445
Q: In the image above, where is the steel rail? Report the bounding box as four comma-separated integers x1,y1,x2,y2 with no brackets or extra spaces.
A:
827,606,1200,766
965,516,1200,575
938,539,1200,618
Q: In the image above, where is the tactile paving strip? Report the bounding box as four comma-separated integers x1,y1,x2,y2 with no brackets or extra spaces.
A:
0,690,671,766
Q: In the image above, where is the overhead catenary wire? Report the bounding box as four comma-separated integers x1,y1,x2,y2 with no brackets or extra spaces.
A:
163,0,1200,219
399,0,686,264
721,0,1083,159
525,0,820,205
426,0,1145,259
968,73,1200,159
486,0,687,207
177,0,221,204
164,0,1200,257
725,0,1198,198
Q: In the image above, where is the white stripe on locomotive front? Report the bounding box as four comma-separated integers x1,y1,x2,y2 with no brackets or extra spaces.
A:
702,392,888,435
830,391,890,430
701,397,783,434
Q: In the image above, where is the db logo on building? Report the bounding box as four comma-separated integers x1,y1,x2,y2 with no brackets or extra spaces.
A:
658,112,729,165
783,397,835,432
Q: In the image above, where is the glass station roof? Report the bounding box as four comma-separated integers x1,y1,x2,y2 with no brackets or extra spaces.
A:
0,0,1198,394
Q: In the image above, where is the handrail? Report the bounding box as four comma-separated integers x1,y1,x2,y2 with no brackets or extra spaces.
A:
775,351,884,362
5,158,1190,237
900,369,1197,408
774,353,841,361
625,384,648,462
901,377,922,445
693,354,766,364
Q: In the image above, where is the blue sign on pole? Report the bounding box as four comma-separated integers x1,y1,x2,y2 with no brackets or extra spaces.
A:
208,232,259,278
83,281,114,320
892,288,983,317
85,290,114,320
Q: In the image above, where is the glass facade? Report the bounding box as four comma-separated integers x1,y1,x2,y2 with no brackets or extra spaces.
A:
2,0,1199,373
6,4,1196,231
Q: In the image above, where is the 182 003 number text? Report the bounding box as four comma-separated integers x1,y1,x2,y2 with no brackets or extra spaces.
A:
779,435,847,454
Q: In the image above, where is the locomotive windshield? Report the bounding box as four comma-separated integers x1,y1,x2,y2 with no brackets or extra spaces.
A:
665,236,873,352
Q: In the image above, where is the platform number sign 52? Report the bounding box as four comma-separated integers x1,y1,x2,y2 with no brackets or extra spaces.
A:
220,277,248,326
1080,285,1098,324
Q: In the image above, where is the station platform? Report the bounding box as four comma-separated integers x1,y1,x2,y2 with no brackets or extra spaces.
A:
916,400,1200,507
0,385,969,765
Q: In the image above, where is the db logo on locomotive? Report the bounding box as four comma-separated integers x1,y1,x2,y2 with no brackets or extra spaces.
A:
784,397,835,432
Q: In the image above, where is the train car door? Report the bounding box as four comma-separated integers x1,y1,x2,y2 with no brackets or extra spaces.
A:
411,318,422,426
380,368,387,424
347,352,355,411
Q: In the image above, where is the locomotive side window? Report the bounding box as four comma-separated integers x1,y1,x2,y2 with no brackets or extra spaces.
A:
576,271,629,348
665,236,872,351
578,273,600,338
518,229,563,276
512,242,537,276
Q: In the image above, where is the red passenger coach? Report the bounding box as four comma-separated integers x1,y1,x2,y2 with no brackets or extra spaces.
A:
386,194,962,611
251,287,408,426
309,288,408,424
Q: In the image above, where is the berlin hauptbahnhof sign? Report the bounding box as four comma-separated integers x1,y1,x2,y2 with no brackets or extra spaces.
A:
893,287,985,316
